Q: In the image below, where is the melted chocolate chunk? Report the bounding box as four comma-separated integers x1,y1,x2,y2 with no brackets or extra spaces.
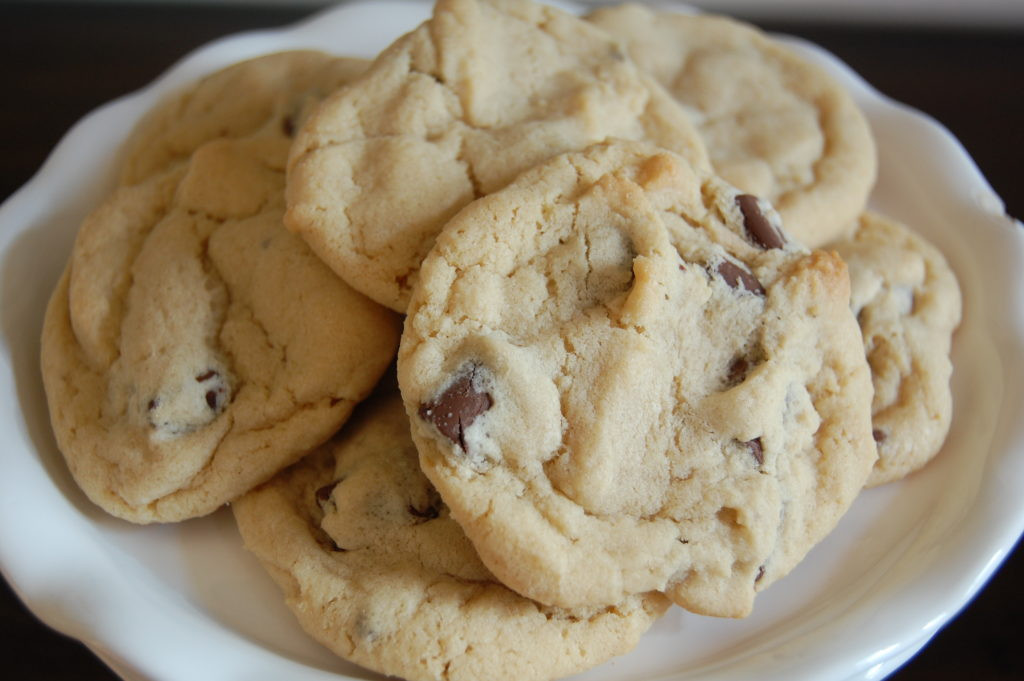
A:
196,370,228,412
418,366,493,451
736,194,785,250
727,357,750,387
872,428,887,443
204,385,229,411
745,438,765,467
716,260,765,295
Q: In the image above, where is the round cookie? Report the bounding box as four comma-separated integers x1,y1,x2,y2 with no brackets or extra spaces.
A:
119,50,369,185
587,4,876,247
286,0,709,312
829,212,962,486
398,141,876,618
232,392,669,681
41,117,400,523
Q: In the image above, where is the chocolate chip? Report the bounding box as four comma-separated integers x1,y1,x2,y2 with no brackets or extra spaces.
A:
736,194,785,250
146,398,159,411
716,260,765,295
726,357,750,387
755,565,766,583
418,366,493,451
196,370,228,412
745,438,764,467
872,428,887,443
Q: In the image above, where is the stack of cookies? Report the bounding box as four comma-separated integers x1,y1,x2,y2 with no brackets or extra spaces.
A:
39,1,962,680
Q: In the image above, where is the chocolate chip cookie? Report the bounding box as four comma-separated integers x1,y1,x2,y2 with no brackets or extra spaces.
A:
119,50,368,185
233,392,668,681
41,118,399,523
286,0,709,312
831,212,962,486
398,140,876,618
587,4,876,247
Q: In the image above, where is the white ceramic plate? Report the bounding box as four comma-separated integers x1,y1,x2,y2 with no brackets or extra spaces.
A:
1,2,1022,680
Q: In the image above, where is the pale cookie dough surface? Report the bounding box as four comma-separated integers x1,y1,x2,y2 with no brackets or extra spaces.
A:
232,393,668,681
119,50,369,185
41,111,400,523
398,141,876,618
830,212,962,486
286,0,709,312
587,4,876,247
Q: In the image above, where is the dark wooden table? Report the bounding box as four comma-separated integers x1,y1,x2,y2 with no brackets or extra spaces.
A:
2,2,1021,680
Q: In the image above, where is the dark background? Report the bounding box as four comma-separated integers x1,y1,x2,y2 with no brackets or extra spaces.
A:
1,2,1021,680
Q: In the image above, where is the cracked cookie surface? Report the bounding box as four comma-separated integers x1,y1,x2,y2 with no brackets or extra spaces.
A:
41,69,400,523
285,0,709,312
830,212,962,486
119,50,369,185
398,141,876,618
232,392,668,681
587,4,876,247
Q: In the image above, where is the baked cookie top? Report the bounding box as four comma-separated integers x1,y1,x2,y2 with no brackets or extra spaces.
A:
587,4,876,247
232,393,668,681
119,50,368,185
286,0,709,312
398,141,876,618
830,212,962,486
41,108,399,523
